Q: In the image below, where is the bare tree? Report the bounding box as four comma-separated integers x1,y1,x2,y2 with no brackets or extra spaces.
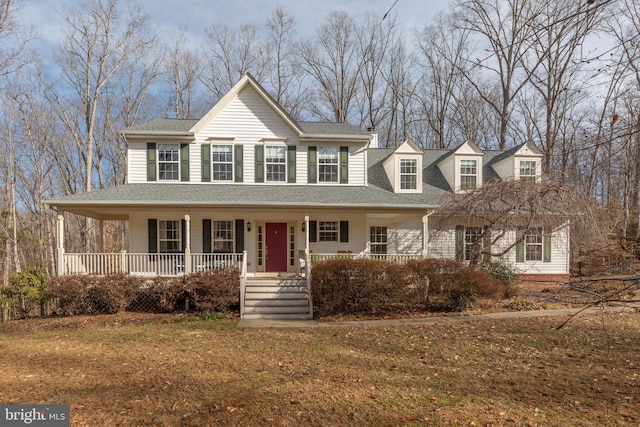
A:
202,23,268,100
415,13,472,148
0,0,34,85
297,11,364,123
264,7,309,119
164,30,203,119
436,178,603,266
453,0,545,149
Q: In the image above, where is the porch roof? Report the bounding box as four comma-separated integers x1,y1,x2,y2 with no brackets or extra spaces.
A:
46,183,439,220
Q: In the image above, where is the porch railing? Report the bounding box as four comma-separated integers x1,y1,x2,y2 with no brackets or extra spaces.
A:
310,253,425,264
62,252,244,276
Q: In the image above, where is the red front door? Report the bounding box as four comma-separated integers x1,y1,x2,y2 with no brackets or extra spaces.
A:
266,223,288,272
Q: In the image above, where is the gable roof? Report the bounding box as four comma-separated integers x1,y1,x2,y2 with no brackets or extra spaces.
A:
190,73,303,136
436,140,483,166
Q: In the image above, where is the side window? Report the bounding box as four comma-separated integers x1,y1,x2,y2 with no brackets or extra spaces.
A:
370,226,388,254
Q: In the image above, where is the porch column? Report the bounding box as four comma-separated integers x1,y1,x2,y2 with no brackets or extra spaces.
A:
98,219,104,253
422,212,433,258
304,213,310,276
56,210,65,275
184,214,191,274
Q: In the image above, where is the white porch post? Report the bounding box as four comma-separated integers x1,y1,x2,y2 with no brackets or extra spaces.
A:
184,214,191,274
422,212,433,258
56,210,65,275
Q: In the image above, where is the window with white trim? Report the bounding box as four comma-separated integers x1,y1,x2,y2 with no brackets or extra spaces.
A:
159,220,180,252
460,159,477,189
370,226,388,254
319,221,338,241
318,147,338,183
158,144,180,181
266,146,286,182
400,158,418,190
525,227,543,261
464,226,483,261
212,145,233,181
213,220,234,252
519,160,537,181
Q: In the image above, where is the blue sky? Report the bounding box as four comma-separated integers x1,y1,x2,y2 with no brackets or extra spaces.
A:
23,0,450,50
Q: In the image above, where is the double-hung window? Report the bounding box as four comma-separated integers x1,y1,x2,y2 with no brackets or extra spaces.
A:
400,158,418,190
158,144,180,181
464,226,484,261
519,160,537,181
266,146,286,182
159,220,180,252
212,145,233,181
524,227,543,261
213,220,234,252
318,147,338,183
319,221,338,242
460,159,477,190
370,226,388,254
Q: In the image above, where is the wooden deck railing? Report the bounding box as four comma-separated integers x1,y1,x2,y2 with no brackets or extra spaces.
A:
310,253,424,264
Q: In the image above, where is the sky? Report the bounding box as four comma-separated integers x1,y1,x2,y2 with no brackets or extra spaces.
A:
22,0,450,52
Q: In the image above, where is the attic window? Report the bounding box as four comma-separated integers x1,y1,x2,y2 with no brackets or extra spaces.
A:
519,160,537,181
400,159,418,190
460,159,477,190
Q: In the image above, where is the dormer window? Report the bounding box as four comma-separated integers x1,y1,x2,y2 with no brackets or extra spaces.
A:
460,159,477,189
400,159,418,190
519,160,537,181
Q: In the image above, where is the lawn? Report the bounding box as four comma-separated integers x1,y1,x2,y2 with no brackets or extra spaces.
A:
0,311,638,426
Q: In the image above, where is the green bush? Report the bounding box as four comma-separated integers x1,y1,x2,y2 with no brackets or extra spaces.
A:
1,268,50,318
480,258,520,292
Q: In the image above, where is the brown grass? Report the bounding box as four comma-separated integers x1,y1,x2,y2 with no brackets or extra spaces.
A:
0,311,639,426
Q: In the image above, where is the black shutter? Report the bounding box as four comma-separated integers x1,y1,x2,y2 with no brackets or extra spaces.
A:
455,225,464,261
255,145,264,183
180,144,190,182
234,145,243,182
308,146,317,183
148,219,158,253
235,219,245,252
340,146,348,184
181,219,186,252
309,220,317,243
146,143,156,181
287,145,296,183
201,144,211,182
543,228,551,263
203,219,212,253
340,221,349,243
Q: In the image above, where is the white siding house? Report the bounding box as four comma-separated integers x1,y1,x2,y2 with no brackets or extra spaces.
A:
46,73,571,318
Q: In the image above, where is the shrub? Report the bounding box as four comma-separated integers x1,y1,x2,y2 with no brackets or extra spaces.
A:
446,289,476,312
480,258,520,293
2,268,50,318
84,275,141,314
128,276,188,313
47,275,89,316
185,269,239,312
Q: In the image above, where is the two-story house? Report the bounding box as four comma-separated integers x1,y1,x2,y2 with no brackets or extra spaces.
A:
46,73,569,319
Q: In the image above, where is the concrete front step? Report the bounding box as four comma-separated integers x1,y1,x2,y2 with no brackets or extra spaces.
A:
242,312,313,320
243,278,311,320
244,293,309,305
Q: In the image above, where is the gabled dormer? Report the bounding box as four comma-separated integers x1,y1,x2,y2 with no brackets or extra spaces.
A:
383,139,423,193
437,141,484,192
491,141,543,182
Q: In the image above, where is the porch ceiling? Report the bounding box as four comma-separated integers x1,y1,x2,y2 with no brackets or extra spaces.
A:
46,183,439,219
